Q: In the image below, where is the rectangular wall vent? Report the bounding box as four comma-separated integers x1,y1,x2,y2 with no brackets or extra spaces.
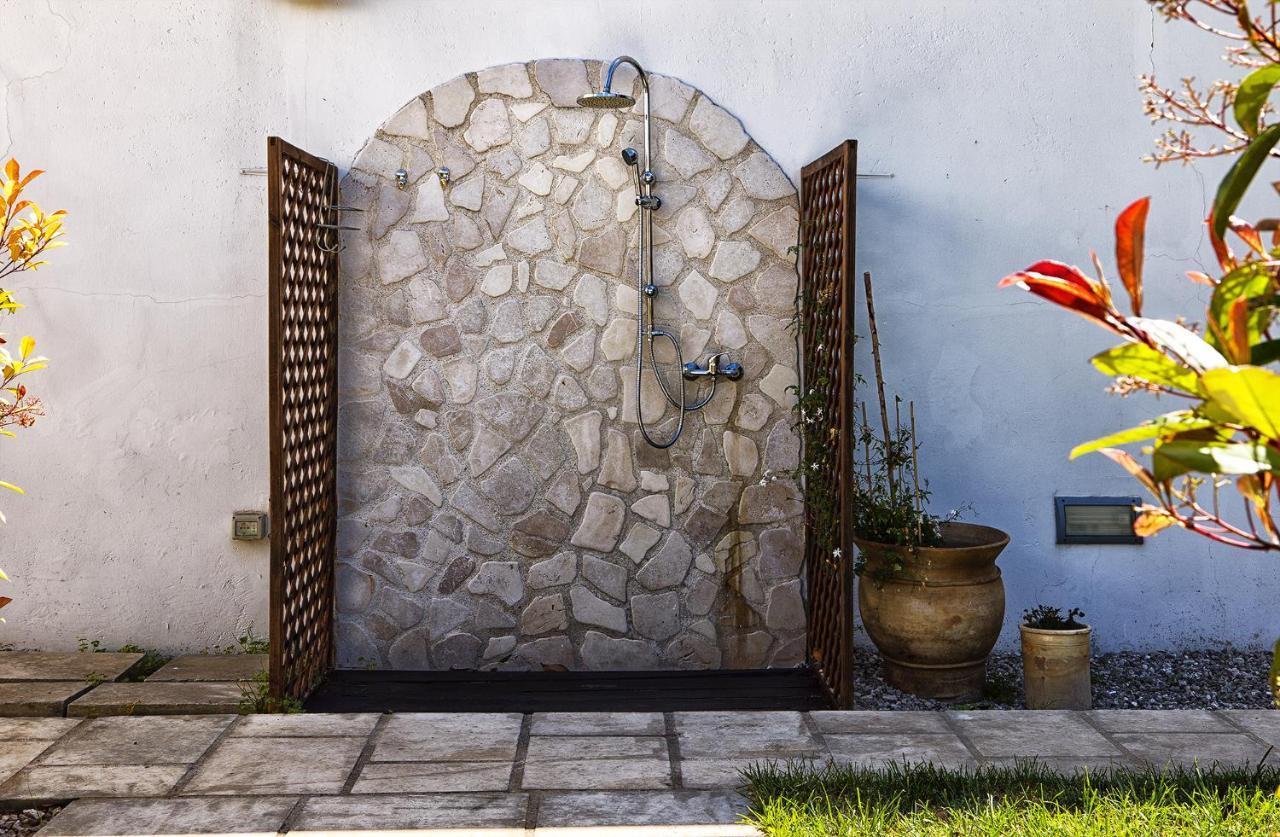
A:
1054,496,1142,545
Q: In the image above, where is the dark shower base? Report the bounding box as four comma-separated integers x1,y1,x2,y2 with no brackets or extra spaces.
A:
305,667,832,713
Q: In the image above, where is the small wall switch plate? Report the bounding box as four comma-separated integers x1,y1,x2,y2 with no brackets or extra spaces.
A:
232,511,269,541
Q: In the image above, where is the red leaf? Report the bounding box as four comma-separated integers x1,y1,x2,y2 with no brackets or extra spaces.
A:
1229,295,1251,363
1115,197,1149,316
1099,447,1163,499
1185,271,1217,287
1228,215,1266,256
1207,213,1235,271
999,263,1120,333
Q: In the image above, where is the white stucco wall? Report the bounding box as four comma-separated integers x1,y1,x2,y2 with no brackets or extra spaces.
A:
0,0,1272,653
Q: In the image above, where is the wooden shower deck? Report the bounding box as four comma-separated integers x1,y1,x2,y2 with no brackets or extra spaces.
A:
305,667,832,713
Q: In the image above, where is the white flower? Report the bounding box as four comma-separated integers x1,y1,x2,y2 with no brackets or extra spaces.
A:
832,548,842,558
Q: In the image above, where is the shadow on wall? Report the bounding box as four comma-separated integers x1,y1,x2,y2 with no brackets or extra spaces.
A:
332,58,808,674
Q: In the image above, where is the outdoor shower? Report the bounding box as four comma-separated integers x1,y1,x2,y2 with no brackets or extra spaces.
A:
578,56,742,449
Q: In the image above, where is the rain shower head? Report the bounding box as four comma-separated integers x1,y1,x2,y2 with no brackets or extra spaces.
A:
577,90,636,109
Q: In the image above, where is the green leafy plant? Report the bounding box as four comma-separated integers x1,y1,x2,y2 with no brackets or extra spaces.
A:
237,670,302,714
1023,606,1088,631
1001,0,1280,708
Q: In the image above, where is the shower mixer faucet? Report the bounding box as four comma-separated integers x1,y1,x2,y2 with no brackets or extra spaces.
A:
579,56,741,449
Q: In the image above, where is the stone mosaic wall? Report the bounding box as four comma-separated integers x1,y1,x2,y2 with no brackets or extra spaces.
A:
334,59,804,671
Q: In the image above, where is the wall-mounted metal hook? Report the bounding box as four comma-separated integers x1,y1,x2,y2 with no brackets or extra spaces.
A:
436,167,451,188
394,168,409,190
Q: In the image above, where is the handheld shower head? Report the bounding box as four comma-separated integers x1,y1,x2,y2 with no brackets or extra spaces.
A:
621,148,639,167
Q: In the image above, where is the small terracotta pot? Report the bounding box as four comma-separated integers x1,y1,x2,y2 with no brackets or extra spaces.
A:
1020,623,1092,710
855,522,1009,702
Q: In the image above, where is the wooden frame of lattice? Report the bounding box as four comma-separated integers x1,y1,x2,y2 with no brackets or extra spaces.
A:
799,140,857,708
268,136,339,704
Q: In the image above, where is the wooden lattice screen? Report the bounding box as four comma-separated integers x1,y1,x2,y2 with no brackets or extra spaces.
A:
799,140,857,708
267,137,339,704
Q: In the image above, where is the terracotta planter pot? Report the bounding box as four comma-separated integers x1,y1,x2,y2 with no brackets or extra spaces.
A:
855,522,1009,702
1021,623,1092,709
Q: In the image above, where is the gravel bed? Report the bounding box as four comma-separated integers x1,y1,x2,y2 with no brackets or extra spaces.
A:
854,648,1276,710
0,808,61,837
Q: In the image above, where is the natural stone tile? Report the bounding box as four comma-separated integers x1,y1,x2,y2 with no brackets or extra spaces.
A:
468,561,525,607
1087,710,1233,733
479,62,533,98
1113,732,1272,768
297,792,527,833
674,711,823,759
512,511,572,558
709,242,761,282
519,161,554,195
230,713,378,737
632,591,680,641
948,711,1121,758
0,651,143,682
183,735,366,795
521,593,569,635
631,494,671,527
570,585,627,633
716,195,757,235
664,129,715,179
580,631,660,670
679,269,718,319
825,733,974,768
637,532,694,590
571,491,626,552
733,151,795,200
582,555,628,600
529,553,577,589
43,715,232,766
38,797,297,837
373,713,523,761
411,175,450,222
552,149,596,173
765,579,805,631
535,58,590,106
522,735,671,790
689,96,750,160
619,523,662,564
747,205,799,258
2,764,188,798
352,760,512,793
0,682,90,717
535,789,751,831
531,712,665,736
431,75,476,127
68,683,244,718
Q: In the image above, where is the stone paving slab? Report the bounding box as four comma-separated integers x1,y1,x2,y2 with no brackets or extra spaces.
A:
351,760,513,793
0,741,52,786
1225,709,1280,747
824,732,975,768
1112,731,1274,768
530,711,666,736
523,735,672,789
291,792,528,833
0,681,90,717
39,796,297,836
230,712,377,737
0,651,142,682
67,681,243,717
373,712,523,761
146,654,267,682
1087,709,1234,733
673,711,824,759
0,716,81,739
534,790,755,835
811,710,952,735
40,715,232,765
948,710,1122,758
0,764,189,799
182,735,367,795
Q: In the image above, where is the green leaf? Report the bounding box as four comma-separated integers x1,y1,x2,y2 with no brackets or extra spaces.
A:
1213,123,1280,240
1200,365,1280,438
1069,411,1213,459
1251,339,1280,365
1207,263,1276,353
1129,318,1228,372
1234,64,1280,137
1151,439,1280,482
1091,343,1200,393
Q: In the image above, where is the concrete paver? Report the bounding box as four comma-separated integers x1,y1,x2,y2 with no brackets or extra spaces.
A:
0,764,189,799
291,792,528,833
67,682,244,717
948,710,1122,758
38,796,297,836
230,712,378,737
40,715,232,765
0,682,90,717
1224,709,1280,747
530,711,666,736
534,790,753,833
824,732,975,768
673,711,824,759
0,651,142,682
1112,731,1274,768
373,712,523,761
181,735,366,795
145,654,267,682
1088,709,1234,733
351,760,513,793
523,735,672,789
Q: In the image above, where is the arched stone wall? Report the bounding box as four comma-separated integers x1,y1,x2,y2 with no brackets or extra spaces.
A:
335,59,803,671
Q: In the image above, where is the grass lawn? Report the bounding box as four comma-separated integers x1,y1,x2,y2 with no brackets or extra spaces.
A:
741,759,1280,836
